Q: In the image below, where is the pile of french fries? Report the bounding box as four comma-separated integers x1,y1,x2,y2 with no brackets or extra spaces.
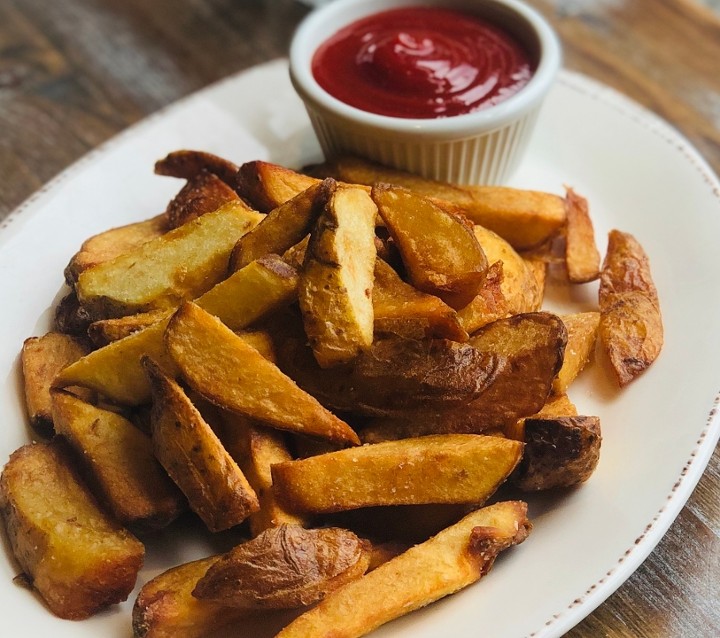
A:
0,152,663,637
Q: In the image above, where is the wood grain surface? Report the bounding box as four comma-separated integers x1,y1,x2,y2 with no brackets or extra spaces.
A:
1,0,720,636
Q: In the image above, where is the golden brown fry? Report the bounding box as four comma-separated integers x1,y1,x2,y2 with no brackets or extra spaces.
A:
272,435,523,514
599,229,663,386
372,184,488,309
165,302,360,446
143,357,259,532
51,390,185,530
0,440,144,620
21,332,93,437
193,525,371,608
564,187,601,283
512,415,602,490
372,257,468,341
76,202,263,318
132,556,253,638
88,309,169,346
322,156,565,249
217,413,307,536
237,160,318,212
299,184,377,367
230,179,331,271
154,149,239,186
524,257,547,310
54,255,299,405
165,169,243,229
275,501,531,638
553,312,600,394
455,260,508,334
64,214,168,286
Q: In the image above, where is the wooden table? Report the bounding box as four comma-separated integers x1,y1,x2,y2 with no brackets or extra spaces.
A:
1,0,719,636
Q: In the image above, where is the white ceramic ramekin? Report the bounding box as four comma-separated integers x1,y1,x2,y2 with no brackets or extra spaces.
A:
289,0,562,185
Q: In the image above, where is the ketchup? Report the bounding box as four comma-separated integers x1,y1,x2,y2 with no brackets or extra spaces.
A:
312,7,535,119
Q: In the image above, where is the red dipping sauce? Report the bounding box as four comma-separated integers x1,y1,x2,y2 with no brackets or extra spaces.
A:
312,7,535,119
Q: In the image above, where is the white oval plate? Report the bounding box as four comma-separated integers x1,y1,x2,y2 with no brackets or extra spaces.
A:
1,59,719,638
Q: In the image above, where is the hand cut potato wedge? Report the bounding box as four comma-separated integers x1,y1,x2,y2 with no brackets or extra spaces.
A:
317,155,566,250
237,160,319,212
271,435,523,513
193,525,371,608
144,357,259,532
553,311,601,394
372,257,468,341
0,440,144,620
372,184,487,309
275,500,531,638
76,201,264,318
51,389,185,530
54,255,299,405
564,187,601,283
154,149,239,186
88,309,170,346
164,169,243,229
21,331,93,437
599,229,663,386
165,301,360,446
299,183,377,367
132,555,252,638
230,179,331,271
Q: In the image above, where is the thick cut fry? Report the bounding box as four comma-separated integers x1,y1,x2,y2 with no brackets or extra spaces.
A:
217,413,307,536
373,184,487,309
553,312,601,394
165,302,360,446
88,309,170,346
512,416,602,490
320,156,565,249
154,149,239,186
237,160,319,212
299,184,377,367
230,179,331,271
143,357,259,532
21,332,93,437
455,260,508,334
64,214,167,286
165,169,243,229
54,255,299,405
76,201,264,318
372,257,468,341
275,501,531,638
565,187,601,283
193,525,371,608
272,435,523,513
53,291,94,336
132,556,252,638
599,230,663,386
0,441,144,620
276,332,499,416
51,390,185,530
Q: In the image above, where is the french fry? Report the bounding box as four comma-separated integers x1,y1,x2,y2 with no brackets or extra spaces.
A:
76,201,264,318
0,440,144,620
272,435,523,514
455,261,508,334
299,183,377,367
64,214,167,286
318,156,566,249
599,230,663,386
165,169,243,229
88,309,169,346
237,160,318,212
553,312,601,394
51,390,185,530
21,332,93,437
372,184,488,309
564,187,601,283
274,501,531,638
372,257,468,341
132,556,253,638
143,357,259,532
165,302,360,446
54,255,299,405
230,179,331,271
154,149,239,186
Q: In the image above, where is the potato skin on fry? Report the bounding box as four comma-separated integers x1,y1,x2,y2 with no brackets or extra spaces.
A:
154,149,239,187
0,440,144,620
599,230,663,386
193,525,371,608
